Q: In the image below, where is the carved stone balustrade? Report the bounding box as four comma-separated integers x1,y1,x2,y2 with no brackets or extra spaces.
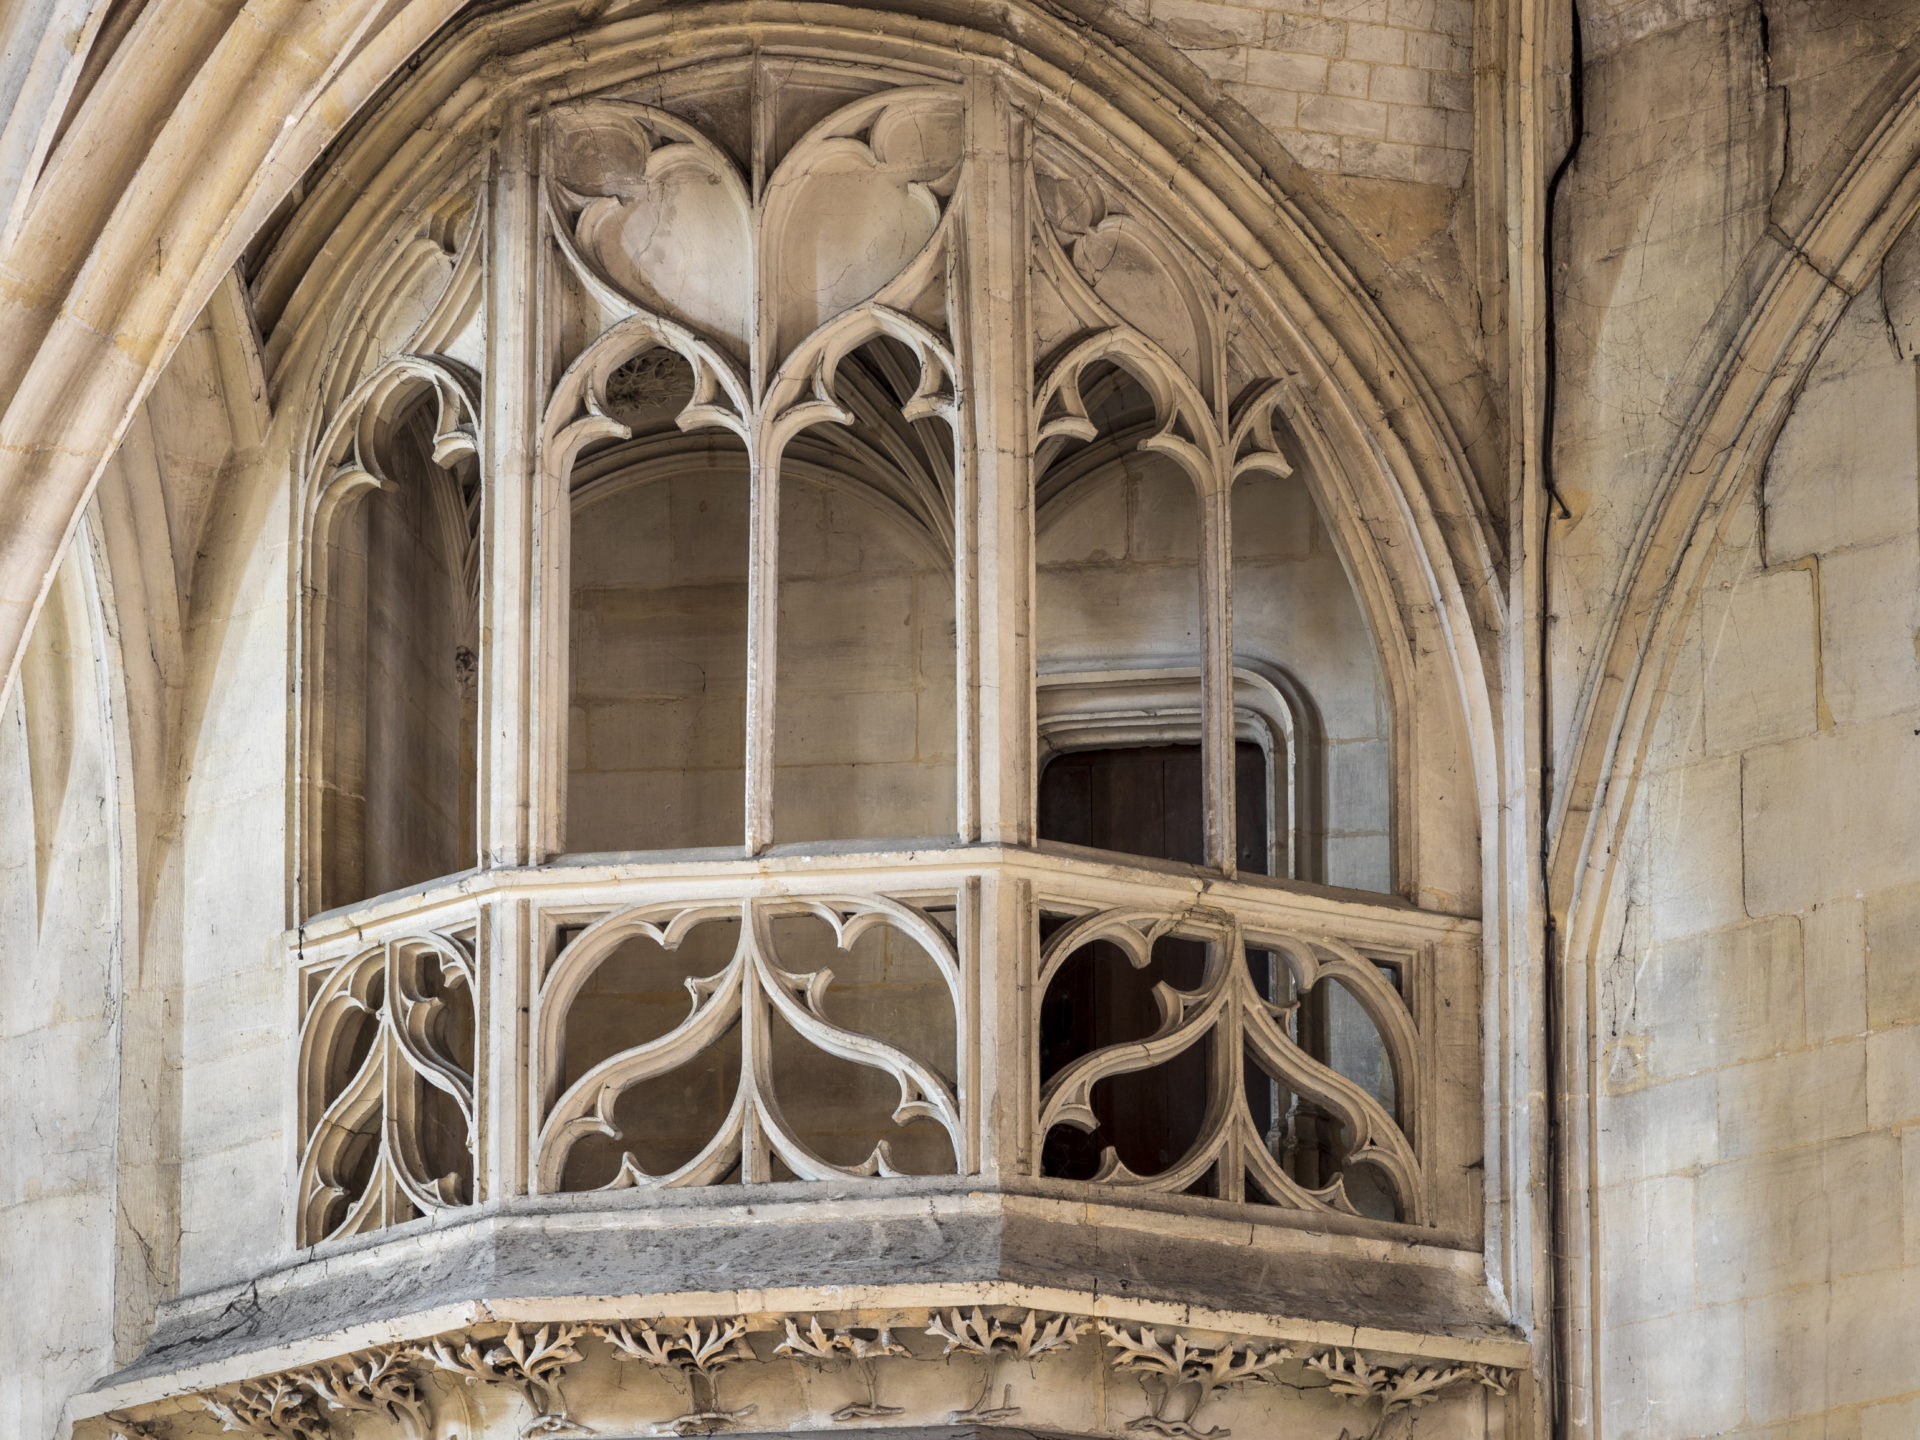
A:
287,845,1481,1248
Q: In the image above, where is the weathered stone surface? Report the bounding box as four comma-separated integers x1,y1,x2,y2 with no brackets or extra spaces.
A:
1742,718,1920,916
1597,1074,1719,1185
3,0,1920,1436
1695,1133,1901,1305
1616,917,1803,1081
1716,1042,1867,1160
1702,567,1819,755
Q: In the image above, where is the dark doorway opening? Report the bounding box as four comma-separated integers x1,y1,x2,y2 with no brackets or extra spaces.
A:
1036,741,1270,1188
1037,741,1268,875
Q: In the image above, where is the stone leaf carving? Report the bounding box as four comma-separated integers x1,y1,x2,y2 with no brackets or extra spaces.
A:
1308,1349,1514,1440
598,1316,759,1435
418,1322,589,1437
925,1307,1090,1422
549,102,753,353
774,1316,909,1421
186,1349,437,1440
202,1377,330,1439
300,1348,433,1439
106,1309,1511,1440
1099,1323,1294,1440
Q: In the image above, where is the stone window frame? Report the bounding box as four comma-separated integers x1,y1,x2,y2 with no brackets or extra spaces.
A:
277,42,1491,1255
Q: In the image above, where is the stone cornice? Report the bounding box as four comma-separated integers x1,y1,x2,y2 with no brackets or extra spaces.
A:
88,1306,1521,1440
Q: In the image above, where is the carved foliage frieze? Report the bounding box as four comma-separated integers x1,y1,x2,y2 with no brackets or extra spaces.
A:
105,1311,1516,1440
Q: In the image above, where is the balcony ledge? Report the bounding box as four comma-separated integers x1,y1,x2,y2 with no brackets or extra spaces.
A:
87,1186,1523,1419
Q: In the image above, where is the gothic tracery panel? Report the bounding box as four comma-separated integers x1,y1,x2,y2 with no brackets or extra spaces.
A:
297,930,479,1245
281,59,1461,1254
534,893,966,1191
1033,903,1422,1221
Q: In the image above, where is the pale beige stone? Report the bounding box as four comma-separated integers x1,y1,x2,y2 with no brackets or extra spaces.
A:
1805,898,1869,1045
1716,1041,1867,1160
1641,754,1746,939
1812,1267,1920,1410
1598,1073,1719,1184
1620,917,1803,1080
1601,1303,1744,1440
1702,566,1819,754
1818,539,1920,729
1695,1133,1901,1305
1762,327,1918,562
1743,718,1920,915
8,4,1920,1439
1863,1398,1920,1440
1865,1021,1920,1127
1599,1173,1695,1324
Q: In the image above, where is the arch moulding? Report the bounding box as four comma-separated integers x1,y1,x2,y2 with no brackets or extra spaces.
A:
1546,51,1920,1440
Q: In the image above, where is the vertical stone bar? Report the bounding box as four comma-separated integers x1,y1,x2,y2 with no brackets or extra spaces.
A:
743,62,775,854
1201,479,1236,875
960,72,1030,1181
743,447,779,854
950,237,979,844
482,104,542,868
479,107,539,1199
962,74,1033,851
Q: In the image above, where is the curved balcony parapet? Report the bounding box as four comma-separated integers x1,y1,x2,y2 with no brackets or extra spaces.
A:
289,846,1483,1254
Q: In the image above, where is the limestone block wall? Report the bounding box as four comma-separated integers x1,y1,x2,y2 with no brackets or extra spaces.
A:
1136,0,1475,185
0,548,121,1440
170,469,294,1300
1590,268,1920,1437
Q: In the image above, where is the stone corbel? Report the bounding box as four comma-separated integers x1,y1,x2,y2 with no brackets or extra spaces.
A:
95,1307,1518,1440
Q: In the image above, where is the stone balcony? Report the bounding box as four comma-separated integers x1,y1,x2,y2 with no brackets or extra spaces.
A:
78,844,1518,1440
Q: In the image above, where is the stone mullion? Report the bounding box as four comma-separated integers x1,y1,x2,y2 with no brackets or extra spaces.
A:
744,75,776,854
479,106,540,1200
960,73,1030,1182
962,75,1034,851
480,105,543,867
1201,477,1237,875
743,442,780,853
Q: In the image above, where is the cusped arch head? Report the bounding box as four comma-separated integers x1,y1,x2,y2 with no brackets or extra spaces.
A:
304,356,482,541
